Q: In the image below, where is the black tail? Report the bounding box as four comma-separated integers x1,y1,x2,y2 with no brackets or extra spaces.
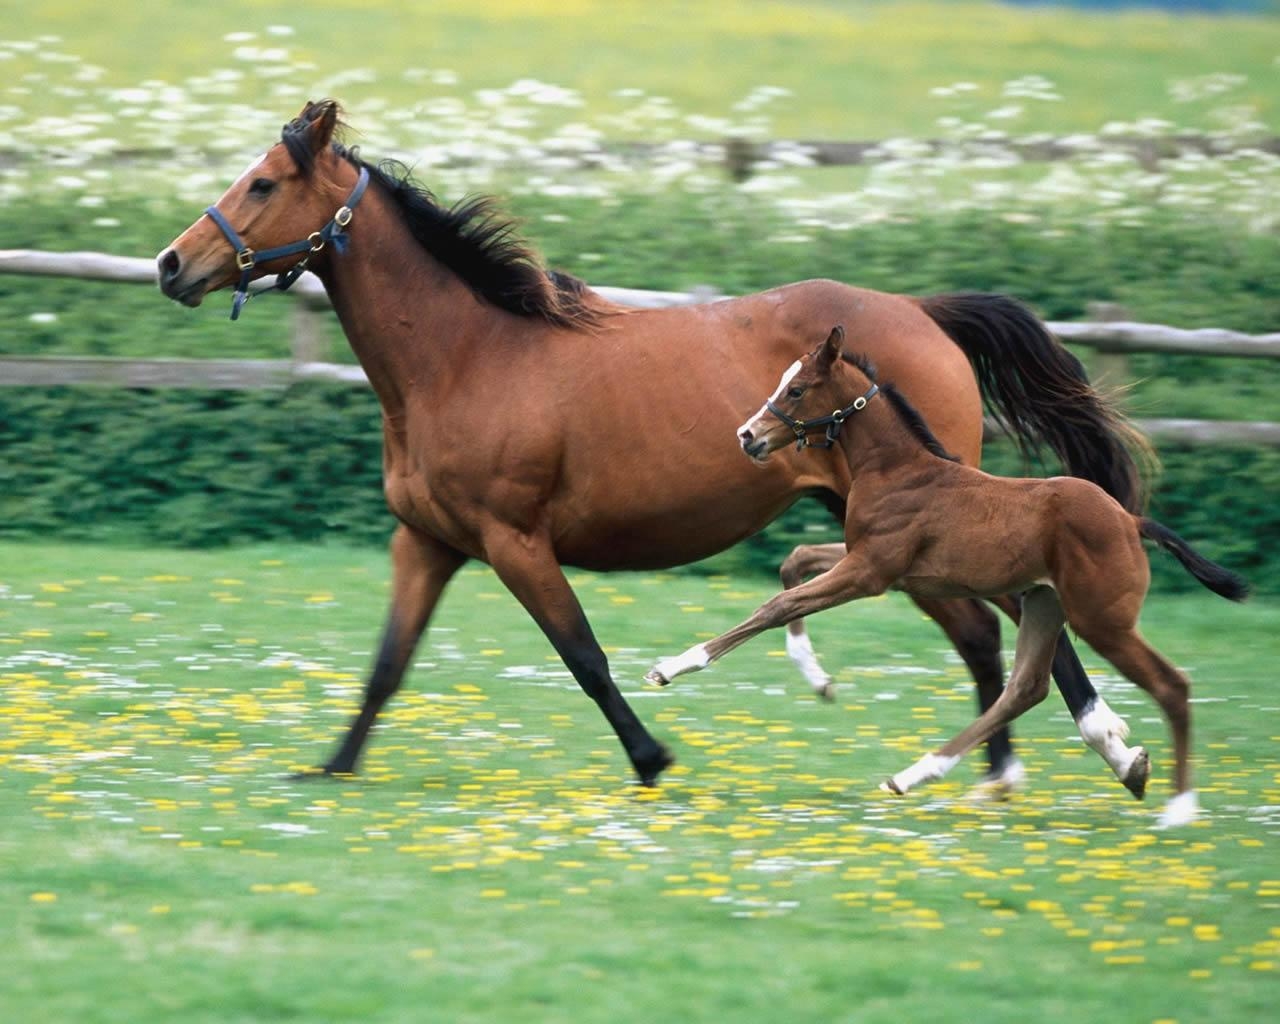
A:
1139,518,1250,601
919,292,1157,514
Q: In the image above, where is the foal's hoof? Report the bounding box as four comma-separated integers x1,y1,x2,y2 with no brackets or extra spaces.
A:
1122,748,1151,801
644,669,671,687
635,745,676,787
879,777,905,796
816,682,837,703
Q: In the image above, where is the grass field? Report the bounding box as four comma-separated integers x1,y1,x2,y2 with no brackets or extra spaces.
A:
3,540,1277,1022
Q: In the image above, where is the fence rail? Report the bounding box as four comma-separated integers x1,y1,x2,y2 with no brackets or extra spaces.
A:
2,248,1277,445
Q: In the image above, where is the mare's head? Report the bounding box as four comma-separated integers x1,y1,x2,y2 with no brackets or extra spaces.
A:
157,100,356,309
737,325,867,462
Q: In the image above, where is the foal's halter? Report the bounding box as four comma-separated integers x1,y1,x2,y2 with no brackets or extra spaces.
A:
204,165,370,320
767,382,880,450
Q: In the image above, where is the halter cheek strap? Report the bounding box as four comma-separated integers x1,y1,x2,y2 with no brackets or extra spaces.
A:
767,382,880,450
204,165,370,320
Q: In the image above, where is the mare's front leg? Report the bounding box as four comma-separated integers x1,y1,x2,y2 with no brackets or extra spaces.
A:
884,586,1064,795
311,525,467,776
647,550,888,686
485,528,673,786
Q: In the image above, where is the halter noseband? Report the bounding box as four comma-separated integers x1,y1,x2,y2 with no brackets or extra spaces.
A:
766,382,880,450
204,165,370,320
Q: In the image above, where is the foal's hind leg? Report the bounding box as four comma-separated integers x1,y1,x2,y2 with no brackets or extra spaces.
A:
912,595,1019,789
884,586,1064,795
778,543,844,700
311,525,467,776
1077,626,1197,827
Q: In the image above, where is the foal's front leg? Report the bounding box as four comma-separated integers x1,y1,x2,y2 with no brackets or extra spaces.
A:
646,552,888,686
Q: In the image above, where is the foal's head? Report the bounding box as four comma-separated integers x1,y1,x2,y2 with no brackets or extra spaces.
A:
737,325,870,461
157,100,355,308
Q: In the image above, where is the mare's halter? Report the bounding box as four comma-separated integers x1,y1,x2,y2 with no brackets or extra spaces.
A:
204,165,370,320
767,381,880,450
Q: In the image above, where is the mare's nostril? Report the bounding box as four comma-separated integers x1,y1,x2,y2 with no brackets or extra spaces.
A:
158,248,181,283
739,429,754,444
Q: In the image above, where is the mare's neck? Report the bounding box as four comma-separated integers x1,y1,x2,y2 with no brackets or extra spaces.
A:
310,177,482,416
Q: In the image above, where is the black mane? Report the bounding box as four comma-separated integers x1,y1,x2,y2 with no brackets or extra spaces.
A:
841,352,960,462
282,102,606,330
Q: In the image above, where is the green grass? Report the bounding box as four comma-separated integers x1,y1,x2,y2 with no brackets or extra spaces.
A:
11,1,1280,137
3,541,1278,1022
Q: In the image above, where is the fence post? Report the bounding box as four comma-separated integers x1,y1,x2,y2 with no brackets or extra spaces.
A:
1085,301,1131,396
291,303,327,365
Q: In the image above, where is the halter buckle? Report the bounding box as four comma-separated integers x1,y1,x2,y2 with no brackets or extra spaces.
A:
852,396,868,411
235,248,255,272
308,231,326,253
334,206,353,228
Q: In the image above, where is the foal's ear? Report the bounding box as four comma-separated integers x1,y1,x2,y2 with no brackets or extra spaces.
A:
815,325,845,373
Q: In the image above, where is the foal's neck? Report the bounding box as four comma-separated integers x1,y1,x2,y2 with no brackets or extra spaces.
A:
829,366,940,478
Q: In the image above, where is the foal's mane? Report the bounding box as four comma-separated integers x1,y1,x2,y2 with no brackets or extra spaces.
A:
840,351,960,462
282,101,609,331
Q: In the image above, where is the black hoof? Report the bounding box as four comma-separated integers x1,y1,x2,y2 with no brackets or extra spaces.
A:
1123,748,1151,801
635,745,676,787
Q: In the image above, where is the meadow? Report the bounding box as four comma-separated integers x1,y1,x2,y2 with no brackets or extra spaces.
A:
3,8,1279,1017
2,541,1278,1022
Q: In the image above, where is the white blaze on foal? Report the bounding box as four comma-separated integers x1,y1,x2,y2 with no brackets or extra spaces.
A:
738,360,802,438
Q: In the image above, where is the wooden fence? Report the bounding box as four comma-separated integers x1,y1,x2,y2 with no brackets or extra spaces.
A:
2,248,1278,445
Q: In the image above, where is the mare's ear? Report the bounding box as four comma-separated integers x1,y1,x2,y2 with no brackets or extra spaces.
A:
296,99,340,156
815,325,845,373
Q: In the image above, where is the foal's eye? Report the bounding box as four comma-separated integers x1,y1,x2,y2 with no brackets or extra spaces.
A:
248,177,276,197
787,386,805,399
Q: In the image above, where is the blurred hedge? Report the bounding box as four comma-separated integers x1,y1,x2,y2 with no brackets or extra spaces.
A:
2,193,1276,590
0,385,1273,593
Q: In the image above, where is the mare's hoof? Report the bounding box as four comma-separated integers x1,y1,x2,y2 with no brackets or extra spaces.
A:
644,669,671,687
636,745,676,787
879,777,905,796
1122,748,1151,801
289,764,354,782
817,683,837,703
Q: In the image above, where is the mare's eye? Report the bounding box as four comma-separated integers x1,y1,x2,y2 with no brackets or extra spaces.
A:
248,177,276,197
787,386,805,399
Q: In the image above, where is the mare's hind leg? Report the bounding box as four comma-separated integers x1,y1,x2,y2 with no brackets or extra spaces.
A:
1077,626,1196,827
778,543,844,700
485,527,672,786
312,525,467,776
884,586,1064,795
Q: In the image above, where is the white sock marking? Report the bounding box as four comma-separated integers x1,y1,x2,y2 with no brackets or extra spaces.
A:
885,752,960,794
650,643,710,683
1076,698,1143,780
1157,790,1199,829
786,630,832,694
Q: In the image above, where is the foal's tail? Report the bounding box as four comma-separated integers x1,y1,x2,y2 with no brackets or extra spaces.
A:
1139,518,1250,602
919,292,1157,514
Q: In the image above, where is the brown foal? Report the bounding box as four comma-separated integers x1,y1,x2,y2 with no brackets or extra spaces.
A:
648,326,1247,826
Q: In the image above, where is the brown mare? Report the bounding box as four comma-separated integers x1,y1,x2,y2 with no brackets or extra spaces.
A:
648,326,1248,826
157,99,1152,791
